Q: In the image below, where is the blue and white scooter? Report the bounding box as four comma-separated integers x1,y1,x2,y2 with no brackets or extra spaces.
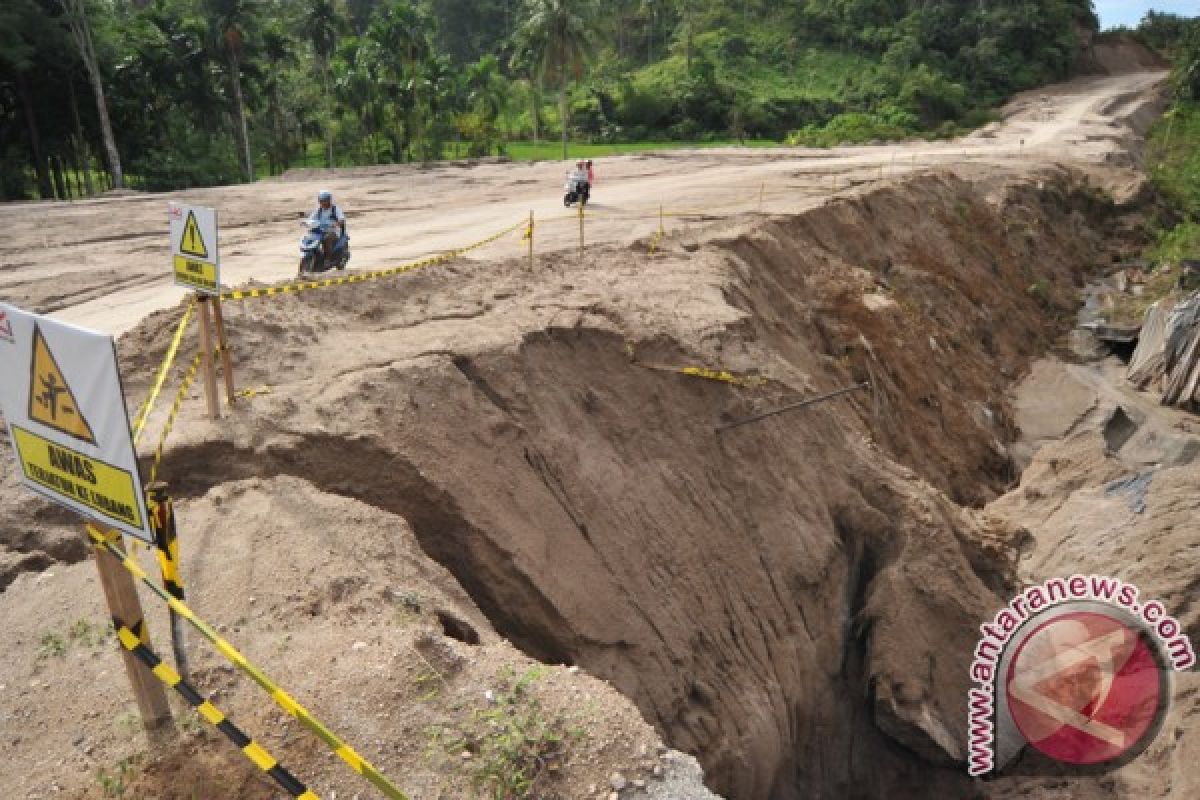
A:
298,217,350,276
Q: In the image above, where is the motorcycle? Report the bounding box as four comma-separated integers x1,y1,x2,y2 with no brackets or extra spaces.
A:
563,175,590,207
298,216,350,275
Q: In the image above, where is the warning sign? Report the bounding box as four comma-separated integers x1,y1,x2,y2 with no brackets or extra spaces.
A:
29,326,97,444
0,304,152,542
169,203,220,294
12,427,143,529
179,211,209,258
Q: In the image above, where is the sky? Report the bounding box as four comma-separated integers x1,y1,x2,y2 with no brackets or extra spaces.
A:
1094,1,1200,29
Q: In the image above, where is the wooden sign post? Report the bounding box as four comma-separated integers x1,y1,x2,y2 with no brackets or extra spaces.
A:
93,529,174,733
170,203,235,419
0,303,173,735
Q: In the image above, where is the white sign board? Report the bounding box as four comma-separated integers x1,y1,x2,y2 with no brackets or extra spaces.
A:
0,304,153,542
169,202,220,294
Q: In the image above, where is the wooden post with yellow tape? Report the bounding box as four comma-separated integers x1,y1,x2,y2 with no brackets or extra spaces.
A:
91,526,175,735
211,297,235,406
578,199,585,257
196,296,220,420
527,209,534,270
169,202,234,419
147,482,190,679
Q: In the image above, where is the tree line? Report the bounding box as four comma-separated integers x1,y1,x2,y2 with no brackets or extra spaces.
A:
2,0,1103,200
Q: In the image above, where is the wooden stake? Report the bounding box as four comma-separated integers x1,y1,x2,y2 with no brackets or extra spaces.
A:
528,210,534,271
578,201,584,258
210,297,235,406
196,295,220,420
92,530,173,733
759,181,765,212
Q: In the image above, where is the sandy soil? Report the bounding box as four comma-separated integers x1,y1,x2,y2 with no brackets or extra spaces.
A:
0,70,1165,337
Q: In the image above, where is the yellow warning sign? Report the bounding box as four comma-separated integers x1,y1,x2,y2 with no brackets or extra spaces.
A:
12,426,143,529
28,325,96,445
180,210,209,258
173,256,219,291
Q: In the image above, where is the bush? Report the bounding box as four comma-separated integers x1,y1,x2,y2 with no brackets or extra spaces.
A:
785,110,913,147
0,145,32,201
128,120,241,191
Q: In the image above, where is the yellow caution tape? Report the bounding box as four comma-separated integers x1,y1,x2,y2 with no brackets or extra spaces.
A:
648,228,664,255
146,487,184,602
236,386,272,399
87,525,411,800
221,220,524,302
111,619,318,799
634,361,766,388
132,298,196,444
626,344,766,388
678,365,767,387
147,350,205,485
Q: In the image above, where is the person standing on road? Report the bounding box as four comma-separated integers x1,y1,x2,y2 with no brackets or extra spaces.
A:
586,159,595,186
312,189,346,264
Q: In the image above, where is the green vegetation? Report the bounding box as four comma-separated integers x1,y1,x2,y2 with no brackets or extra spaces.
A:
1143,13,1200,274
36,616,111,660
431,666,581,799
96,755,140,798
37,632,67,659
1148,105,1200,221
3,1,1101,198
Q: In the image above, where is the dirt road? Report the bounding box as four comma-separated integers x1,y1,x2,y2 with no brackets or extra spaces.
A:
0,70,1165,336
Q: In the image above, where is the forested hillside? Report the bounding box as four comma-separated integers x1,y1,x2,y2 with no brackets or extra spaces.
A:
2,0,1099,198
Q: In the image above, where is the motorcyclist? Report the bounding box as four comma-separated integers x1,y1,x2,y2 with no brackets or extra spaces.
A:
565,160,590,205
311,189,346,265
567,160,589,191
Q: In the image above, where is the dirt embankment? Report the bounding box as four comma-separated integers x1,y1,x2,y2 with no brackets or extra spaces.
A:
0,166,1143,799
1077,31,1172,77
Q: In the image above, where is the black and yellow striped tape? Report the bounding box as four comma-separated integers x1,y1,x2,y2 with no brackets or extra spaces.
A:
220,220,524,303
147,349,206,485
133,297,197,444
113,618,317,799
87,525,410,800
146,488,184,602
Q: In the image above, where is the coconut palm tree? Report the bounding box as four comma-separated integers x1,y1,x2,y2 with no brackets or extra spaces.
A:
305,0,343,167
368,0,432,161
204,0,259,182
464,54,509,153
508,30,544,145
513,0,596,160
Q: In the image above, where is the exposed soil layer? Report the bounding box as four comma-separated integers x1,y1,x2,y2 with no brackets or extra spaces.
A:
0,165,1149,799
0,52,1184,799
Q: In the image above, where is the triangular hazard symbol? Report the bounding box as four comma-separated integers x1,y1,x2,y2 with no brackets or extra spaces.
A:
180,211,209,258
28,325,97,445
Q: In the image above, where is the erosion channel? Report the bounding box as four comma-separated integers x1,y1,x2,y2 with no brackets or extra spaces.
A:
80,164,1184,799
